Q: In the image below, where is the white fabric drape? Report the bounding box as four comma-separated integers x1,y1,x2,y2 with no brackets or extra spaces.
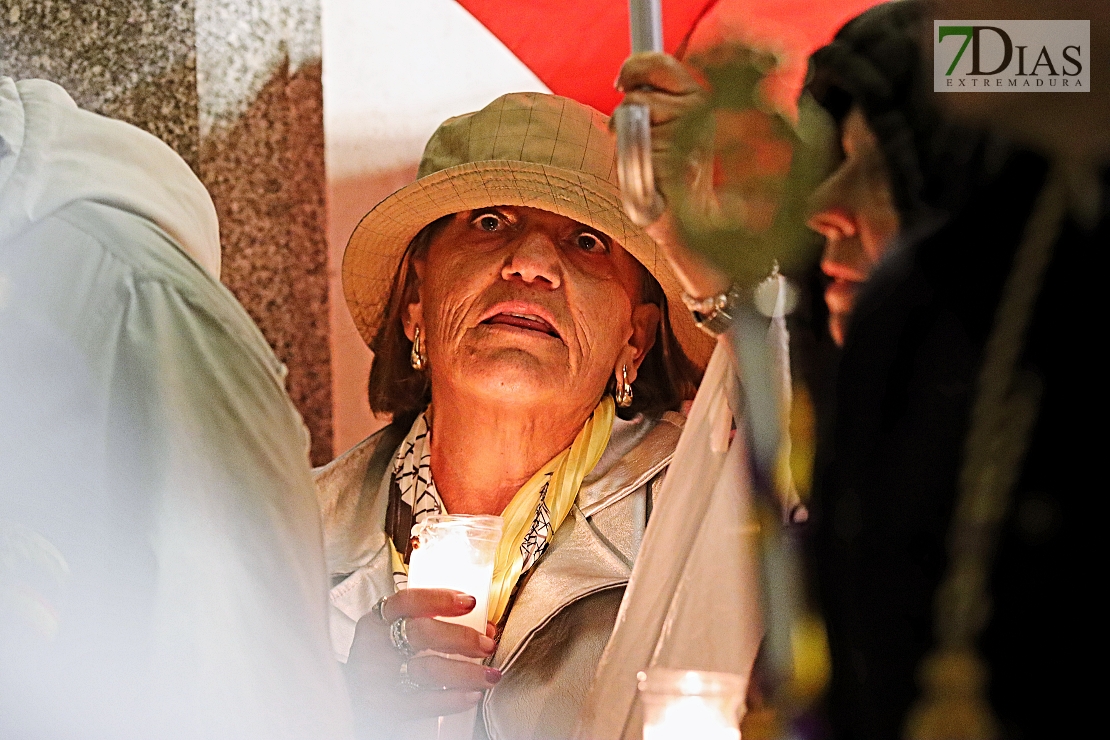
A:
574,332,765,740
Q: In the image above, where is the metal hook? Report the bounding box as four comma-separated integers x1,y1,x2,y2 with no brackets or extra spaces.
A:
616,0,666,227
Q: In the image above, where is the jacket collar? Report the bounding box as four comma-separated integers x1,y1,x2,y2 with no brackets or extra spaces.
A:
319,411,683,664
578,411,684,518
493,412,682,671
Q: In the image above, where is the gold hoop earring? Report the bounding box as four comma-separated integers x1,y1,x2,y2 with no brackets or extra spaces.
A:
614,365,633,408
410,326,427,371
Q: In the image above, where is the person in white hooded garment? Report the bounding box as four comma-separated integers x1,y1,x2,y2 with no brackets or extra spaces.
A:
0,77,352,740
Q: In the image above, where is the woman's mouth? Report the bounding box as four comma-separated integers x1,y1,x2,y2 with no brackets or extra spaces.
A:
477,301,564,340
482,312,560,338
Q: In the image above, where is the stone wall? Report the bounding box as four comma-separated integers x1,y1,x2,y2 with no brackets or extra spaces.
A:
0,2,199,167
1,0,333,464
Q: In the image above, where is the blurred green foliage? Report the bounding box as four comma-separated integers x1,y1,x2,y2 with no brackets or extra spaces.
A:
670,45,838,287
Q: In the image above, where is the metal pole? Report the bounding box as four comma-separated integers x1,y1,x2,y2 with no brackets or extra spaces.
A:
629,0,663,54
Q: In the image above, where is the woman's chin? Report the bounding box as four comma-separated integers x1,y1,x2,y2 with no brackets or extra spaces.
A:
829,313,850,347
450,357,572,405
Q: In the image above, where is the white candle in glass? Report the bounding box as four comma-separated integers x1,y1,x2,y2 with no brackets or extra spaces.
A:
405,514,504,740
406,514,503,634
639,668,744,740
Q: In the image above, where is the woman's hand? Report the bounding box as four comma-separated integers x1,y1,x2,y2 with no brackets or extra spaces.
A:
617,50,810,298
616,52,710,204
344,588,501,732
616,52,731,301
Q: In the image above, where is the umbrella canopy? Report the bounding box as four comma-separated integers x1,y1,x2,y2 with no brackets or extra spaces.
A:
455,0,886,115
456,0,719,115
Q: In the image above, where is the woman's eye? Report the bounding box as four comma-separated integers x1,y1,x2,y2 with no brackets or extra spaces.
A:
576,233,606,252
475,213,502,232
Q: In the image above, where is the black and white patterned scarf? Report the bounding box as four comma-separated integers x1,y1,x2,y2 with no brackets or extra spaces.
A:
385,412,553,591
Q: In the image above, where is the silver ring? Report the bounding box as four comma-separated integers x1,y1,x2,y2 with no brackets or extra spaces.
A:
389,616,417,658
371,595,390,623
398,661,421,692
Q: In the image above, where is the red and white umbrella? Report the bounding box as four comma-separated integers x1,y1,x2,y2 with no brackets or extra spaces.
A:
457,0,885,114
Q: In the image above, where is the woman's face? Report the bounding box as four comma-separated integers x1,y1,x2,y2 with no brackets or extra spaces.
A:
805,106,901,345
406,206,660,413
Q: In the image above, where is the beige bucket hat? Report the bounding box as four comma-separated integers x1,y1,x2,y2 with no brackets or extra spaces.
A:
343,92,714,369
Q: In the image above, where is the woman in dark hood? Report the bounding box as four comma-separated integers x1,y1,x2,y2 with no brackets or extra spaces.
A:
801,2,1075,739
803,0,1007,344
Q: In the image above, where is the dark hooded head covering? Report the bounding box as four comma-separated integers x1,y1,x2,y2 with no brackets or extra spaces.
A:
803,5,1061,740
805,0,994,229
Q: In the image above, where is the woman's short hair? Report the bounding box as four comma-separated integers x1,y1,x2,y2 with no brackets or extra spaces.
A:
367,215,702,426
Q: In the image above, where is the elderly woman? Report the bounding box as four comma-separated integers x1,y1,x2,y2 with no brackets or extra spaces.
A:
317,92,722,740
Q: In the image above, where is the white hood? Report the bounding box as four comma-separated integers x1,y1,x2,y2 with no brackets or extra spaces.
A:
0,77,221,278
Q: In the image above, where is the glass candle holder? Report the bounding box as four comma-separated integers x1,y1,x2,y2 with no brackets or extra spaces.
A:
406,514,504,740
638,668,745,740
406,514,503,633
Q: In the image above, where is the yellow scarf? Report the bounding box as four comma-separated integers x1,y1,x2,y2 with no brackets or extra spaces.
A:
487,395,615,623
390,396,615,625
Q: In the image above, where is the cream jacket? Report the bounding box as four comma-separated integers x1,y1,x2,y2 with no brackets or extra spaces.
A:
315,411,685,740
0,78,350,739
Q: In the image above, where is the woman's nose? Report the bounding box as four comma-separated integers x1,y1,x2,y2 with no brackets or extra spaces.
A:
808,207,869,281
821,234,870,281
500,230,562,289
806,206,857,242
